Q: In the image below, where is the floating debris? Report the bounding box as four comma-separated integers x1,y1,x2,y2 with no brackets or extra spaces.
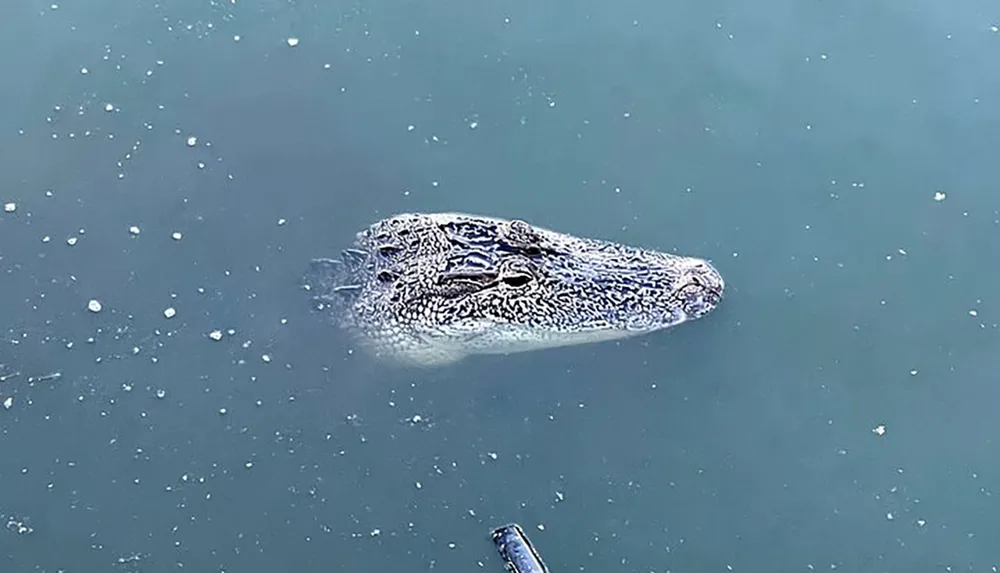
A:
933,191,947,202
5,517,33,535
872,424,886,437
87,299,103,313
286,37,300,47
163,307,176,319
3,202,16,213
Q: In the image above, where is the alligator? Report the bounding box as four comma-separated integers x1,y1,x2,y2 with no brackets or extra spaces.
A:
302,212,725,367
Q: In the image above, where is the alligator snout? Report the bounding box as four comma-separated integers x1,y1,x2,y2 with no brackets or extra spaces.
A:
688,259,725,297
676,259,725,319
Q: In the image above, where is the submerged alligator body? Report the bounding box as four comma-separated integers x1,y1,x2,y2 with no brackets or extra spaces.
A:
303,212,724,367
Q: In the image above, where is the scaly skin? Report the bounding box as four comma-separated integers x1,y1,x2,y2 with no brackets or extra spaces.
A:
303,212,725,367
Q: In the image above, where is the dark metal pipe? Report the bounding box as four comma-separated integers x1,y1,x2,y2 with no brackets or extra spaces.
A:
490,523,550,573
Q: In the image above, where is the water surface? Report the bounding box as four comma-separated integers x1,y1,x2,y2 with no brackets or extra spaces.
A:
2,0,1000,571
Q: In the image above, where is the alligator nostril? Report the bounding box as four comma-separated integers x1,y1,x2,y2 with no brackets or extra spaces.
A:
688,260,724,295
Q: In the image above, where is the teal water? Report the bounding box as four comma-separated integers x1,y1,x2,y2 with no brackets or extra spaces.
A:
2,0,1000,571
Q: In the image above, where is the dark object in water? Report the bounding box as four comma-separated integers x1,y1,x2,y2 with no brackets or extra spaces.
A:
490,523,550,573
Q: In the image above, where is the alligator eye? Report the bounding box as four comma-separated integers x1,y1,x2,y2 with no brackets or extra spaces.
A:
502,274,532,288
377,244,402,257
377,270,398,283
